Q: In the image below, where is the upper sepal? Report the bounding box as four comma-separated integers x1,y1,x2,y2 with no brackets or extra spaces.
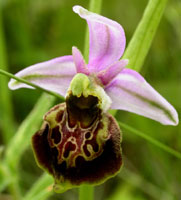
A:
73,6,126,72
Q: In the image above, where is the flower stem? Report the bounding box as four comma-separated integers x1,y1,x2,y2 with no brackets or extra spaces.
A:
0,93,56,194
4,93,56,168
23,173,53,200
79,185,94,200
89,0,102,13
118,121,181,160
8,177,22,200
83,0,103,62
0,6,16,143
123,0,168,72
0,163,11,192
0,69,64,101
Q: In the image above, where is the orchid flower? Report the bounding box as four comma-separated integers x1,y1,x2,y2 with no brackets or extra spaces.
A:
8,5,178,192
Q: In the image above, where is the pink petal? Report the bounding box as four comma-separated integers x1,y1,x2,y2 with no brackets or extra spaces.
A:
97,59,128,85
8,56,76,97
72,47,90,75
73,6,126,72
105,69,179,125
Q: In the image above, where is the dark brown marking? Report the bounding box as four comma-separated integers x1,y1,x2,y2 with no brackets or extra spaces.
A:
91,141,99,152
32,123,53,174
63,142,76,158
75,156,85,167
83,144,91,157
85,132,91,139
51,126,61,144
53,160,67,176
66,95,100,128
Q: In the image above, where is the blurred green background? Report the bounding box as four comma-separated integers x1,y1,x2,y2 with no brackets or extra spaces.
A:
0,0,181,199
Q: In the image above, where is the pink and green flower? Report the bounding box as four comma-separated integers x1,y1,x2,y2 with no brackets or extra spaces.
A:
8,5,178,192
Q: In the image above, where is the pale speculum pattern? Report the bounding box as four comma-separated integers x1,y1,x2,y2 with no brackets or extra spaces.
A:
47,100,106,168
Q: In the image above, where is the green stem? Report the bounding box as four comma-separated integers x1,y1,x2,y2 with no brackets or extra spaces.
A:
79,185,94,200
0,161,21,199
0,7,21,199
119,122,181,160
0,69,64,101
123,0,168,71
0,5,16,143
83,0,103,62
119,168,173,199
0,163,11,192
24,174,53,200
0,93,55,194
8,177,22,200
89,0,102,12
4,93,56,168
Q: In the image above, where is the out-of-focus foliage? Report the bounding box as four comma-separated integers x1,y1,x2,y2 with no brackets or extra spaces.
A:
0,0,180,199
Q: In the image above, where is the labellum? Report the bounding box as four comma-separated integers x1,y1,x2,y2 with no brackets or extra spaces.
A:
32,74,122,193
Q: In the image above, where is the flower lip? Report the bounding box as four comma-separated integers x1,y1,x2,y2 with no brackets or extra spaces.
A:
32,102,122,192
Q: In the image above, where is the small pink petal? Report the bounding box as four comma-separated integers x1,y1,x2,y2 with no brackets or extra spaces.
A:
72,47,90,75
8,56,76,97
105,69,179,125
73,6,126,72
97,59,128,85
